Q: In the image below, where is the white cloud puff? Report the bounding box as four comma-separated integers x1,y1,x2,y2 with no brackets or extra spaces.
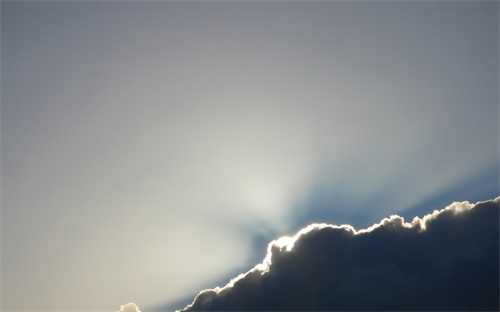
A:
117,302,141,312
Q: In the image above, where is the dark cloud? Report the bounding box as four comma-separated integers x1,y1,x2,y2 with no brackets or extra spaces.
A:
179,198,499,311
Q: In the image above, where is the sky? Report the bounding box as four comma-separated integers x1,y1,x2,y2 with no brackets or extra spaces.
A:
1,1,498,311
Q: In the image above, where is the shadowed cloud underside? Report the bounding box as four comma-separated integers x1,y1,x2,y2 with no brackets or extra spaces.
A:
179,198,499,311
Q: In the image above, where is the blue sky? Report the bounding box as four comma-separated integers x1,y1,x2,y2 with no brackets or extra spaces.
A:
1,1,498,311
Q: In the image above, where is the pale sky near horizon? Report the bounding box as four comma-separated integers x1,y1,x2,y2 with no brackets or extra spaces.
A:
2,1,498,311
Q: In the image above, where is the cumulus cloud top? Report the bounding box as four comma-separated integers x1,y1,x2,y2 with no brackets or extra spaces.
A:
117,302,141,312
179,198,499,311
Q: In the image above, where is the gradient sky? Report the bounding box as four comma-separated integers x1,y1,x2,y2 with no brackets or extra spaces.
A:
1,1,498,311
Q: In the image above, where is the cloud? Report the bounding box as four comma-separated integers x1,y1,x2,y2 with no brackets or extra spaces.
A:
179,198,499,311
117,302,141,312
